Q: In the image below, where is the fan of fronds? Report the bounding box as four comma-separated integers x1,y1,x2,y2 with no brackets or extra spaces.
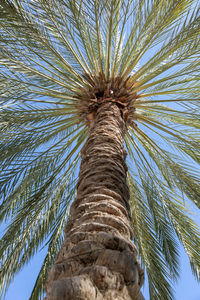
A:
0,0,200,299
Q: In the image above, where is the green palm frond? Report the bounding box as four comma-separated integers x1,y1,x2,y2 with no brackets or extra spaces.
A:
128,172,200,299
0,0,200,299
128,174,178,300
0,178,77,298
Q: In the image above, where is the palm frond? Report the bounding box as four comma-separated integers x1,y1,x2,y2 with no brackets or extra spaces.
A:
128,174,177,300
128,168,200,299
0,177,77,299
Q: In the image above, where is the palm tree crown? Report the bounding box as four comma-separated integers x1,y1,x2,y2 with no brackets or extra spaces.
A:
0,0,200,299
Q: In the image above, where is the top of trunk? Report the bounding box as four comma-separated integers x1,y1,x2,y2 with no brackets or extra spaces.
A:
75,73,138,126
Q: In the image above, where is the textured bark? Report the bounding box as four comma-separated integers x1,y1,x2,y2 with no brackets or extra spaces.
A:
45,102,144,300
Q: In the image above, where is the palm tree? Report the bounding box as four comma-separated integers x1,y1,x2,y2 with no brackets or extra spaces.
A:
0,0,200,299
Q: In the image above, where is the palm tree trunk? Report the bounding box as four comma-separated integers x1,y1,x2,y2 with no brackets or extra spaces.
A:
45,101,144,300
